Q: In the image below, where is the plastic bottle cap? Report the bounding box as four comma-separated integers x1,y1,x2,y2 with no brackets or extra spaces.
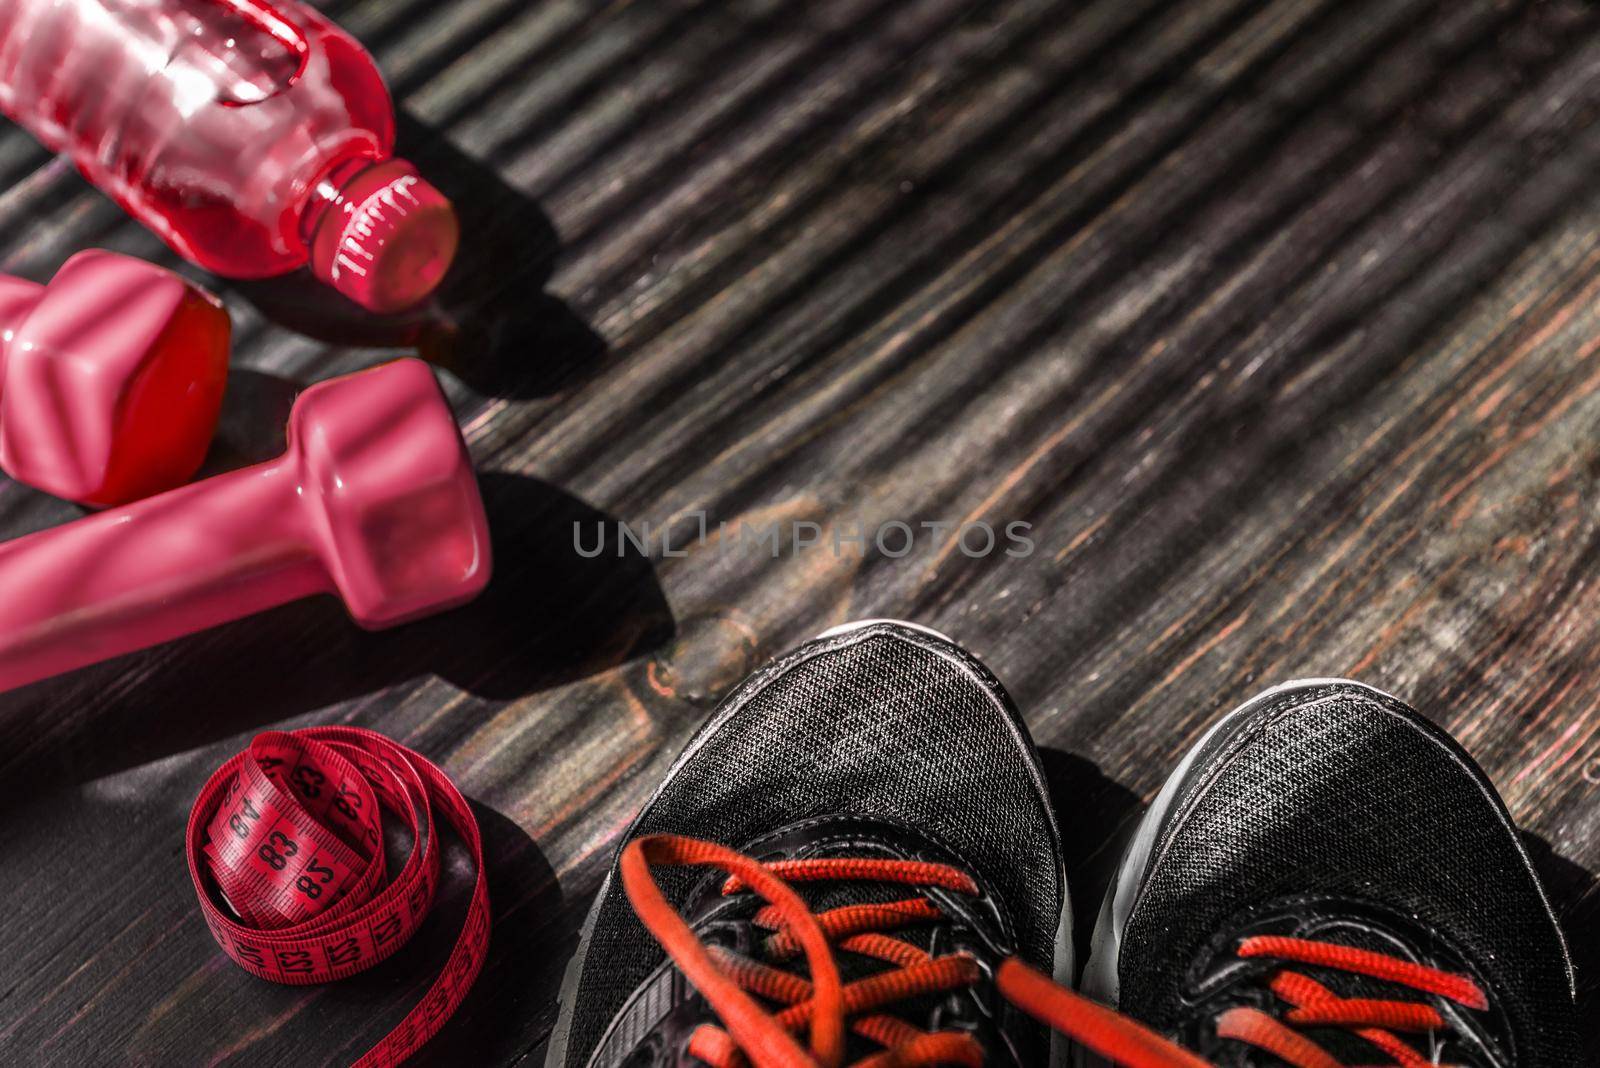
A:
310,159,459,313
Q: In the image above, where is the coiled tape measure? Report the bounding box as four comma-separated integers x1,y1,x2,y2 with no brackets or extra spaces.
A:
186,727,489,1066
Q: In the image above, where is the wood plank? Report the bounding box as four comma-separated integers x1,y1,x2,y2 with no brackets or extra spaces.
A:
0,0,1597,1062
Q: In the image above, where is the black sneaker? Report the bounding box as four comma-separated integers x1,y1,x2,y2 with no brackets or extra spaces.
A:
544,620,1075,1067
1080,678,1581,1067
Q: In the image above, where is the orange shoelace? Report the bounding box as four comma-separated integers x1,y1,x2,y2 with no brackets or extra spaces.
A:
620,833,1489,1068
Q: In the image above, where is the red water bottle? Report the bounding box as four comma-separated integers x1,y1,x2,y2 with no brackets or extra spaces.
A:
0,0,458,312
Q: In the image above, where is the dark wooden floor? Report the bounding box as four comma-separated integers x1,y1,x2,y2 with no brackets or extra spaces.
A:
2,0,1600,1063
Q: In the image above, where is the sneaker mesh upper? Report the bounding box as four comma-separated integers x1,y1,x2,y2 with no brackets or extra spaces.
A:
561,626,1064,1067
1118,684,1579,1067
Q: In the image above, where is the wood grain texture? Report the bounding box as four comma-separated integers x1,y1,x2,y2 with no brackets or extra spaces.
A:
2,0,1600,1062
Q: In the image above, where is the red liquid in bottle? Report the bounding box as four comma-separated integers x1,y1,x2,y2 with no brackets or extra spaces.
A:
0,0,457,312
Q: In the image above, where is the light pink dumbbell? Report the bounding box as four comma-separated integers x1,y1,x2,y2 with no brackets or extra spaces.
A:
0,358,491,692
0,249,230,505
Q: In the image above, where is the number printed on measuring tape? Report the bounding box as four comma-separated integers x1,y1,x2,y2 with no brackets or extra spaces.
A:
186,727,490,1067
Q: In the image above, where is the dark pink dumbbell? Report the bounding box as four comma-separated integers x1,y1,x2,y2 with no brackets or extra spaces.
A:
0,249,230,505
0,358,490,692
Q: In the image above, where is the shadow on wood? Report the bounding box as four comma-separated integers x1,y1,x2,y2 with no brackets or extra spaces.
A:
1523,831,1600,1063
229,112,605,402
1036,746,1143,973
306,800,565,1066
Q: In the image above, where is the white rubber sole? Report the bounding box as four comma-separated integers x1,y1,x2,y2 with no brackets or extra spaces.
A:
1078,677,1404,1007
817,617,955,642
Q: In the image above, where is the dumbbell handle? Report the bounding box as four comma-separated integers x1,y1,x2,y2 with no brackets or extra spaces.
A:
0,454,326,691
